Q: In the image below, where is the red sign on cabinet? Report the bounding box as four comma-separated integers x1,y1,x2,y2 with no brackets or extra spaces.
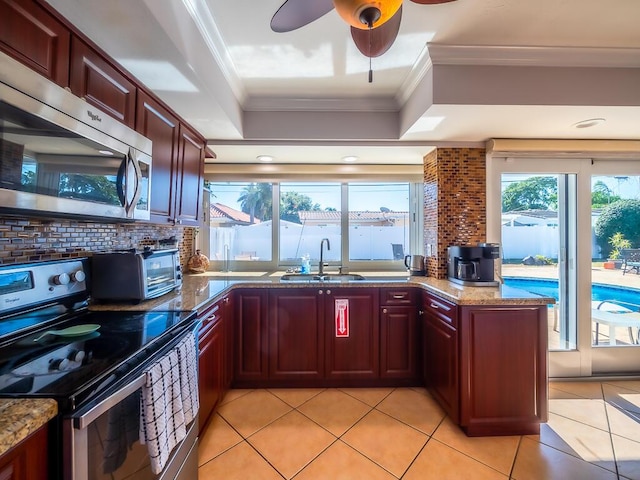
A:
335,299,349,337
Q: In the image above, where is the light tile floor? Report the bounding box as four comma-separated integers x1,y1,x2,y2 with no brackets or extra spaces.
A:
198,381,640,479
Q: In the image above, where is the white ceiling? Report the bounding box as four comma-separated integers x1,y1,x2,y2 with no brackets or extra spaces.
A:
45,0,640,165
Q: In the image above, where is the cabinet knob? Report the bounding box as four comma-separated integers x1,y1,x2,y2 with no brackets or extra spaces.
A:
383,308,388,314
326,289,331,295
319,290,323,294
430,303,440,309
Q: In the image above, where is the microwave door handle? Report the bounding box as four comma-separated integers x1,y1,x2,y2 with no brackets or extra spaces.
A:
124,150,142,217
116,157,127,208
125,150,143,217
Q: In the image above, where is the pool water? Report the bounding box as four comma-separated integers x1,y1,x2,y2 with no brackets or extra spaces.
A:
504,277,640,308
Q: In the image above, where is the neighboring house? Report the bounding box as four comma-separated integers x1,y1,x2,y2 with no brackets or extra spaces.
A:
501,209,602,260
210,203,260,226
501,210,559,227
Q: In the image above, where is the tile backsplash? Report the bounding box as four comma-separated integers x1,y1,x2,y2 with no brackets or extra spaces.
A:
0,216,196,268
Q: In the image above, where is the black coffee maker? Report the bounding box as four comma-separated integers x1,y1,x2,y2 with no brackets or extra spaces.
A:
447,243,500,286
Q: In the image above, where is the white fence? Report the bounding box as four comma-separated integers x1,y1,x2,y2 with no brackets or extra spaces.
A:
502,225,601,260
209,224,408,262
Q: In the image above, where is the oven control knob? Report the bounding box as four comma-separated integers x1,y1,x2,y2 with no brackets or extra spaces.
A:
51,273,70,285
70,270,86,283
68,350,86,363
49,358,70,371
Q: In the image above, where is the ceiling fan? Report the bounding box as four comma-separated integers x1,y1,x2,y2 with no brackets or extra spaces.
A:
271,0,458,82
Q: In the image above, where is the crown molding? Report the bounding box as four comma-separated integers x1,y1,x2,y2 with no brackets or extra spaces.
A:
427,44,640,68
242,95,399,113
180,0,247,104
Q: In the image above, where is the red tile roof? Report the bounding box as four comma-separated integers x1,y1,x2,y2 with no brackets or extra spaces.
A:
211,203,261,224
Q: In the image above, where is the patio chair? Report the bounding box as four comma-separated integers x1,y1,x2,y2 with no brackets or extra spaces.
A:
592,299,640,345
621,248,640,275
391,243,404,260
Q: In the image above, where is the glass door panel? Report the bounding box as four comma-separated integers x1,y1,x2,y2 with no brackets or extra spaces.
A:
590,174,640,357
500,173,577,351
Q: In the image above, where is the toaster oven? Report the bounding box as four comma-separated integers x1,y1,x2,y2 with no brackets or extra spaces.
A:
90,248,182,302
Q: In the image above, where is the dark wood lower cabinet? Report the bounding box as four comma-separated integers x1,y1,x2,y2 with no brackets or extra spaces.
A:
324,288,380,381
422,291,459,422
380,305,417,380
459,305,548,436
268,289,324,380
234,289,269,383
0,424,49,480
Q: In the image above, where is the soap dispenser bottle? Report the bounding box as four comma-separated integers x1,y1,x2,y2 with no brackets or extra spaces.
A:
301,254,311,274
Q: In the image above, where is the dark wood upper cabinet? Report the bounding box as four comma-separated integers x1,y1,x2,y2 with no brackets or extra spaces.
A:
136,91,204,226
136,91,179,221
69,36,137,128
0,0,70,86
175,124,205,225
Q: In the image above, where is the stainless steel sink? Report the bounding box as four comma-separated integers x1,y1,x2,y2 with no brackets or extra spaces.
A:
280,273,366,282
317,274,366,282
280,274,323,282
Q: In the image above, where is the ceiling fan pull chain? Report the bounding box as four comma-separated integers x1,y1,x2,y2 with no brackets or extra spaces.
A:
368,19,374,83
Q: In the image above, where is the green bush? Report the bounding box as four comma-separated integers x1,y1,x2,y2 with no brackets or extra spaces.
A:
594,199,640,257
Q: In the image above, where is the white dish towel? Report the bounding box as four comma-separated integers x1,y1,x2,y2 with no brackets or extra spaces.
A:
140,332,199,475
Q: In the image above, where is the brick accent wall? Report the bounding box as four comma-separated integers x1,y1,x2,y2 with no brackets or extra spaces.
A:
423,147,487,278
0,216,196,269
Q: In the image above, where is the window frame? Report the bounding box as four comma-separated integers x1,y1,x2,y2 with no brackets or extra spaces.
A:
206,180,423,273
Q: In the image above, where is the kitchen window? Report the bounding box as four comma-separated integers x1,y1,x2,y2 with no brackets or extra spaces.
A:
206,181,420,272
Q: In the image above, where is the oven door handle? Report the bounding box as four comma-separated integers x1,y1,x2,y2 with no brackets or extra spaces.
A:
74,373,146,429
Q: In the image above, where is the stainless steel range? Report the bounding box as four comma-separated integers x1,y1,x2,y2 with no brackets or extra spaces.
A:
0,258,199,480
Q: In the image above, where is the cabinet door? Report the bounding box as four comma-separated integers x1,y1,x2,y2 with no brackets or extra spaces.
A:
0,423,49,480
174,124,204,225
268,289,324,381
459,305,548,436
136,91,179,222
325,288,379,380
422,291,459,422
222,295,234,390
234,289,268,383
69,36,137,128
198,310,223,432
0,0,70,86
380,305,417,379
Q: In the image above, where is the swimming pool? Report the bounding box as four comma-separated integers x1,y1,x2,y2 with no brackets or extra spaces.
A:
504,277,640,308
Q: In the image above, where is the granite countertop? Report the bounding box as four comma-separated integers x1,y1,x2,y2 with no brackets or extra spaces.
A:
0,398,57,457
89,271,555,314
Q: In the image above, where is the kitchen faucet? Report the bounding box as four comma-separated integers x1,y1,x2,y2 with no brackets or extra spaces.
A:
319,238,330,275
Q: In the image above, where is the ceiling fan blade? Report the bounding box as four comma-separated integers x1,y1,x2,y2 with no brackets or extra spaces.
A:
409,0,457,4
350,5,402,58
270,0,335,33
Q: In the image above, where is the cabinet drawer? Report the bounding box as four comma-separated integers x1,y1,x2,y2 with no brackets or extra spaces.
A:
423,292,457,327
198,303,221,345
381,288,417,305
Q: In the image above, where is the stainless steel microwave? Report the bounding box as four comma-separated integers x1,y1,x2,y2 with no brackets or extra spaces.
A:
0,52,151,221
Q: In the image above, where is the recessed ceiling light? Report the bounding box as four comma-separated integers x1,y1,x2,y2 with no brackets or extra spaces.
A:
257,155,274,162
573,118,606,129
342,155,358,163
98,150,114,156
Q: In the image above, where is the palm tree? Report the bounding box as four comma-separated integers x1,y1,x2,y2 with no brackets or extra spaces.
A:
238,183,272,223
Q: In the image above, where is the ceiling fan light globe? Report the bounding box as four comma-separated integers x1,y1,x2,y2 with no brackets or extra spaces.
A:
333,0,402,30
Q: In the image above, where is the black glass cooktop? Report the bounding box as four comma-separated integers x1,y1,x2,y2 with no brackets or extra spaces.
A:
0,309,196,410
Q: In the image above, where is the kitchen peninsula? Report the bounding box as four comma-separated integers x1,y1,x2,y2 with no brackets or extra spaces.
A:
92,273,554,437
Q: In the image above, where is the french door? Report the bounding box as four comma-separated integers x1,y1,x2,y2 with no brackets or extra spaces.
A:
488,157,640,377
